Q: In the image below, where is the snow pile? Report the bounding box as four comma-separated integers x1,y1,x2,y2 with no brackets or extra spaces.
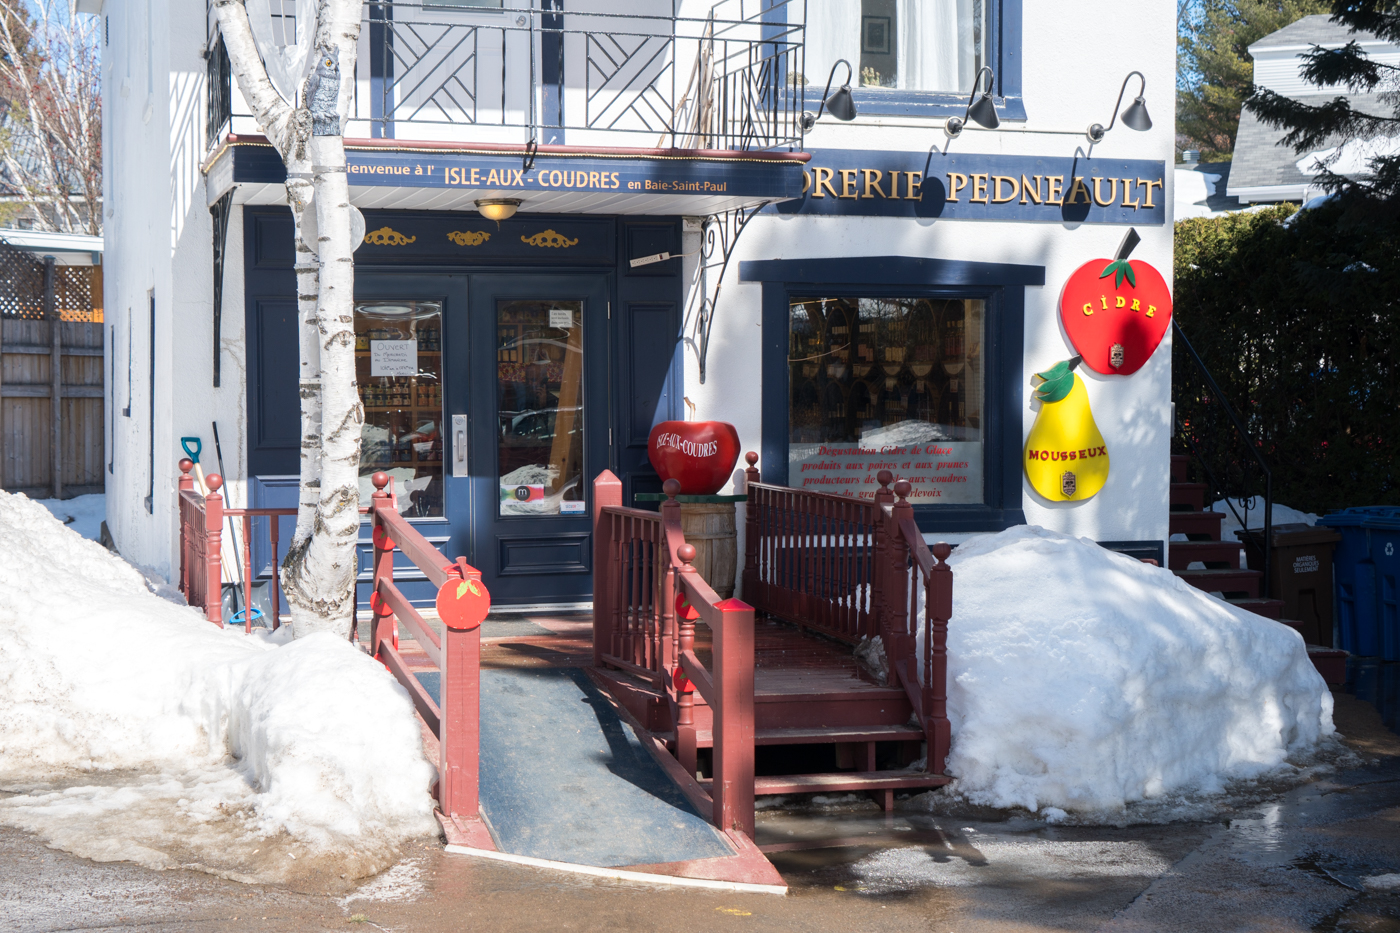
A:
0,490,437,883
921,525,1333,815
34,493,106,542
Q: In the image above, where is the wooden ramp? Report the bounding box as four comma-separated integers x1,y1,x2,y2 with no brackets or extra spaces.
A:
405,617,785,891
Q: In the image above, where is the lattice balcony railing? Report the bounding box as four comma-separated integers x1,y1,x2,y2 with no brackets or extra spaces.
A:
208,0,806,153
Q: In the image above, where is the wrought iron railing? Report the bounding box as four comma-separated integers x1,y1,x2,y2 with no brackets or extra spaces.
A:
1173,318,1274,594
208,0,806,152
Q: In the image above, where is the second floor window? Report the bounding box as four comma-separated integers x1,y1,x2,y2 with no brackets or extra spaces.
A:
806,0,987,95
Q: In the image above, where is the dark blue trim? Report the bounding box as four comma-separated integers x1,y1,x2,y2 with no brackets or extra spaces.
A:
834,0,1025,122
759,262,1031,534
740,256,1044,287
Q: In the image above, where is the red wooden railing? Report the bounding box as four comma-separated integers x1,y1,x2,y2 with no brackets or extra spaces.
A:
178,458,295,631
367,472,483,829
593,473,757,837
177,462,484,831
743,457,954,774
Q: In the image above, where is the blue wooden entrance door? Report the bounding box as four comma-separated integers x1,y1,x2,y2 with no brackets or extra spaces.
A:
354,271,609,608
461,274,610,606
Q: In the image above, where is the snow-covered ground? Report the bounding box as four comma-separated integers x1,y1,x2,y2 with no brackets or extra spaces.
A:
0,490,437,884
915,526,1334,818
34,493,106,542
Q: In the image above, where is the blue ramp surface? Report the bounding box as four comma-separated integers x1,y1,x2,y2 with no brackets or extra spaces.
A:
416,667,732,867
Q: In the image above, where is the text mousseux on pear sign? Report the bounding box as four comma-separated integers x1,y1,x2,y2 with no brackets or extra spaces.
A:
772,150,1168,225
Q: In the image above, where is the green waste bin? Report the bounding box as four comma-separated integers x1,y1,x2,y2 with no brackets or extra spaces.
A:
1235,523,1342,646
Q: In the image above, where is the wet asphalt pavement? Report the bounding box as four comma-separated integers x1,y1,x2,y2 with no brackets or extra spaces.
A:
3,691,1399,933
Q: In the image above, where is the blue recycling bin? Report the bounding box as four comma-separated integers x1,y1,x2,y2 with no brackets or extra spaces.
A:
1319,507,1400,660
1364,508,1400,661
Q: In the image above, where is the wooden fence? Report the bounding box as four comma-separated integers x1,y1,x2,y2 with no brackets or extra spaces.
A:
0,316,104,497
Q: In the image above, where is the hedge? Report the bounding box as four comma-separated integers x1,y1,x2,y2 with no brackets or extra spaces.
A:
1173,199,1400,514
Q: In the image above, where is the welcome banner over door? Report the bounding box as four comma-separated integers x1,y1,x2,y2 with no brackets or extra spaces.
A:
774,150,1167,225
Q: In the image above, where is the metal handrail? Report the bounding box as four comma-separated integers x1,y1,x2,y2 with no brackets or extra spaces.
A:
1173,318,1273,596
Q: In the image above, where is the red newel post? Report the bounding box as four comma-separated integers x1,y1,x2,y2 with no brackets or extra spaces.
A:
203,474,225,626
711,588,756,838
926,542,953,774
370,472,395,656
873,470,894,636
440,560,482,822
676,544,698,781
592,470,622,668
177,458,194,602
741,452,760,601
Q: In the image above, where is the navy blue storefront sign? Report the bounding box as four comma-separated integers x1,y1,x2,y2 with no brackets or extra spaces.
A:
345,149,800,198
772,149,1167,225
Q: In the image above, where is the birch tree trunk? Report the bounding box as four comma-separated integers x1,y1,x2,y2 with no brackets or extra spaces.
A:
212,0,363,638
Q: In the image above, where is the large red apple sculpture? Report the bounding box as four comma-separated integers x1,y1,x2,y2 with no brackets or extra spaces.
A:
647,420,741,495
1059,228,1172,376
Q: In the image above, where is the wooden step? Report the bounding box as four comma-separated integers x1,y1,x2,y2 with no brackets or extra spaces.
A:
698,770,951,796
690,723,927,749
1175,567,1261,598
752,770,951,795
1168,540,1243,571
1169,510,1225,541
1227,597,1284,620
1170,482,1208,512
1170,455,1191,483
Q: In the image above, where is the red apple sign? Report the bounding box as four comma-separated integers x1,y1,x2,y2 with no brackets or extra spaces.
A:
647,421,741,495
436,575,490,631
1059,231,1172,376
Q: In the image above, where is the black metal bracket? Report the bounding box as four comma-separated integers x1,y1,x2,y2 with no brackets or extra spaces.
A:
685,201,769,384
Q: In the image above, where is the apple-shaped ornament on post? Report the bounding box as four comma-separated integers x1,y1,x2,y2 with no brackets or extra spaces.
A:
647,420,741,495
1059,228,1173,376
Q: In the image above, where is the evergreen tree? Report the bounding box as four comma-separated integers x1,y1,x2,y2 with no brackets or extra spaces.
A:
1245,1,1400,198
1178,0,1329,160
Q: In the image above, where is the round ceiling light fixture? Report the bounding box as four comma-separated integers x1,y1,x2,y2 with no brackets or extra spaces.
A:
476,198,522,222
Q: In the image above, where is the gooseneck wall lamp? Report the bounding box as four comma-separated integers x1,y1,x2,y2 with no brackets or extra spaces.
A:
944,67,999,138
1087,71,1151,143
800,59,858,130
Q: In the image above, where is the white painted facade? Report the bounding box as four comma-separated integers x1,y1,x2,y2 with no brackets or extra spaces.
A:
102,0,1175,583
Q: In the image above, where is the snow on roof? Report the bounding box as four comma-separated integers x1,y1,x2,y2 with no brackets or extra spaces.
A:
0,228,103,254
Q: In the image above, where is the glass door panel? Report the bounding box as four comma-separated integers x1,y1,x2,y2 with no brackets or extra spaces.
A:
353,300,445,517
495,299,586,516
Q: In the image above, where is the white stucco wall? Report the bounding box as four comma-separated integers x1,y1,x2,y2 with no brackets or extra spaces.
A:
686,0,1176,546
103,0,247,577
105,0,1175,578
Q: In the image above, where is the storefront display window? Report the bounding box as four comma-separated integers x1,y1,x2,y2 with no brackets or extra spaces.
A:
354,301,444,517
496,299,586,517
789,296,984,504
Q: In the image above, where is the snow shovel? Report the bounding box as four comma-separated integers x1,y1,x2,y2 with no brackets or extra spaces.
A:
211,421,247,591
180,437,208,495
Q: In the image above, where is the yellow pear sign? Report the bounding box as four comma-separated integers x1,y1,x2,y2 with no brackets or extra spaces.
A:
1024,357,1109,501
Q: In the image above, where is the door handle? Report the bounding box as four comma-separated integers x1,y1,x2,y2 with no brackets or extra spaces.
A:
451,414,468,478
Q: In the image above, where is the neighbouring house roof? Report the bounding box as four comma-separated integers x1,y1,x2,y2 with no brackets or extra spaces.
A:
1229,93,1391,202
1248,14,1376,51
0,228,104,267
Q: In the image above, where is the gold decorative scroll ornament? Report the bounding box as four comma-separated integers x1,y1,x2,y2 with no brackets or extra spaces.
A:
447,230,491,246
520,229,578,248
363,227,417,246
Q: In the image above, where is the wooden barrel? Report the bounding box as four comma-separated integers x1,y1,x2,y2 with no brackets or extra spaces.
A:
679,502,738,599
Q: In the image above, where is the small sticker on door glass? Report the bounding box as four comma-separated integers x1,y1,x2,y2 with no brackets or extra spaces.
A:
549,307,574,329
560,501,585,514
